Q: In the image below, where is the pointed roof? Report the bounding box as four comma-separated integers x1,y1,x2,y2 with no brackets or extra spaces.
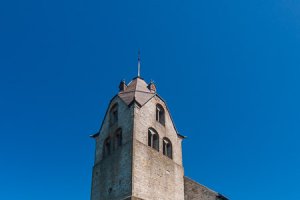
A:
118,77,156,106
91,76,186,139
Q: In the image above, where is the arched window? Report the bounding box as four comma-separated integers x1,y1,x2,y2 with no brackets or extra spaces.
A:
163,137,172,159
114,128,122,149
156,104,165,125
148,128,159,151
103,137,111,157
110,103,118,125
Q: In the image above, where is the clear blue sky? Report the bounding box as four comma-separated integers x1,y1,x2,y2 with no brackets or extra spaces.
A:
1,0,300,199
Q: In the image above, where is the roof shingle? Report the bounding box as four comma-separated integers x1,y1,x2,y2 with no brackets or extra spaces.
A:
118,77,155,106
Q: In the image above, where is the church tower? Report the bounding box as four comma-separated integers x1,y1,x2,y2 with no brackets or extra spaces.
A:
90,75,185,200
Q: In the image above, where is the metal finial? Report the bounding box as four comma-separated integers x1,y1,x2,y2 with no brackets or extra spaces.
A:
138,50,141,77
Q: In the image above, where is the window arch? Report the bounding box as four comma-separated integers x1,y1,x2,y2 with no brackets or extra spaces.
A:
156,104,165,125
148,128,159,151
163,137,172,159
103,137,111,157
110,103,118,125
114,128,122,149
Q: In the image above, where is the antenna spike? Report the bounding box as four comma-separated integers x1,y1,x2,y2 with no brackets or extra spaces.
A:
138,50,141,77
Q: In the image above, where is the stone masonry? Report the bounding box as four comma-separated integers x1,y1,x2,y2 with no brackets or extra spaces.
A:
90,76,228,200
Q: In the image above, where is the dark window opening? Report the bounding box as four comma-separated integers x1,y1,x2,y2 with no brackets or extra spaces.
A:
163,138,172,159
103,137,111,157
114,129,122,149
110,104,118,125
148,128,159,151
156,104,165,125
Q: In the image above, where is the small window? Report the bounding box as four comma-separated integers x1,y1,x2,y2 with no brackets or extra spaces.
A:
103,137,111,157
114,128,122,149
110,103,118,125
163,138,172,159
156,104,165,125
148,128,159,151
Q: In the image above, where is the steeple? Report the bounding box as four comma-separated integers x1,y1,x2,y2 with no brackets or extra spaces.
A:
90,54,229,200
91,74,185,200
90,71,227,200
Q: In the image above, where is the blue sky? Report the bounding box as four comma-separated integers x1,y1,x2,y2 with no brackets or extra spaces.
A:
1,0,300,199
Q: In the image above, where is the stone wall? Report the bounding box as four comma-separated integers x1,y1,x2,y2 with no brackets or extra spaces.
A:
132,97,185,200
184,177,222,200
134,96,183,166
91,97,134,200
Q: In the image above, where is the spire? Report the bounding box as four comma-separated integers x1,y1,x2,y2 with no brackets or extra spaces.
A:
137,49,141,77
